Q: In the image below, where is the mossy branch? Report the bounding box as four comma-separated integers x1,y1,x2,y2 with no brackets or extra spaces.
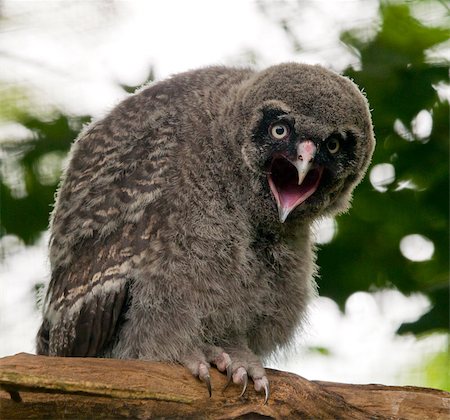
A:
1,353,448,419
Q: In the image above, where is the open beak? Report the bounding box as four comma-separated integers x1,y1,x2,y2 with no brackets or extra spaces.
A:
268,140,323,223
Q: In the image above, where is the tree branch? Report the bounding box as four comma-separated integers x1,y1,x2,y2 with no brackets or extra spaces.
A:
0,353,448,419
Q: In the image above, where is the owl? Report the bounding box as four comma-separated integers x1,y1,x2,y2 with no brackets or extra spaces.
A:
36,63,375,403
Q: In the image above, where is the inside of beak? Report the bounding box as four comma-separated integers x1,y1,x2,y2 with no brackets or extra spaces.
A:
268,156,323,223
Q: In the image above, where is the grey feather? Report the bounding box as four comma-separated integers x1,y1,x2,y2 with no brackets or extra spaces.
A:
37,63,375,397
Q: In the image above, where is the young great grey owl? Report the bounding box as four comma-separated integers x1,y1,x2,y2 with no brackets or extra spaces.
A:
37,63,375,402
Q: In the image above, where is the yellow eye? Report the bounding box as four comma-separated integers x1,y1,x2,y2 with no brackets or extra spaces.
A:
269,123,290,140
326,138,340,154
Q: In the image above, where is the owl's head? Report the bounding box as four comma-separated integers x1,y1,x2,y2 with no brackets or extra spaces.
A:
237,63,375,223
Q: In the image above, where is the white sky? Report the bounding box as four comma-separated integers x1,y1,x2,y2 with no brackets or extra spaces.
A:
0,0,447,387
0,0,380,115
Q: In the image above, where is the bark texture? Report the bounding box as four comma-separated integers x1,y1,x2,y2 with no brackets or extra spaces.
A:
0,353,448,419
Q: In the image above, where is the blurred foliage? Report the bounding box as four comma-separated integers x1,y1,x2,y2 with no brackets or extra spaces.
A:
405,347,450,391
423,349,450,391
320,1,449,335
308,346,332,356
0,66,155,244
0,1,448,339
0,103,90,244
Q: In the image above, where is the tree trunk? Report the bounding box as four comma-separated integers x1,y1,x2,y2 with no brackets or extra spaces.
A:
0,353,448,419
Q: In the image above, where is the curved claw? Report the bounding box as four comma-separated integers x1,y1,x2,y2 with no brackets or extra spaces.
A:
239,372,248,397
203,374,212,397
226,363,232,383
263,381,270,405
223,374,232,391
223,365,233,392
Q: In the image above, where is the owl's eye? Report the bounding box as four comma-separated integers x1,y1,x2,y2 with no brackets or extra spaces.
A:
326,137,340,154
269,123,290,140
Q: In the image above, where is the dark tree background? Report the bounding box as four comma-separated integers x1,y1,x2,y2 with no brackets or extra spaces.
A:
0,0,448,387
255,0,449,336
335,3,449,335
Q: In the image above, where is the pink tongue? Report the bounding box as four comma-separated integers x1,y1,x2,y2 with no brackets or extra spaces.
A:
281,186,308,209
279,168,322,210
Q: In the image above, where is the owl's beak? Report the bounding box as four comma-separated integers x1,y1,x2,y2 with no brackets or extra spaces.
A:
291,141,317,186
268,140,322,223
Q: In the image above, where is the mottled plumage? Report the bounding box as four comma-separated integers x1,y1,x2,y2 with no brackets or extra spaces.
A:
37,63,375,400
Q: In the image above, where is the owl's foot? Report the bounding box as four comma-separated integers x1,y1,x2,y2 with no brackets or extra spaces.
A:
181,344,269,403
223,356,270,404
181,345,231,397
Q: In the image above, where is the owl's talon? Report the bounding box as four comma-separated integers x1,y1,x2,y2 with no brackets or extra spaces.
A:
239,372,248,397
253,375,270,403
263,382,270,404
226,362,232,383
203,374,212,397
197,362,212,397
223,370,233,391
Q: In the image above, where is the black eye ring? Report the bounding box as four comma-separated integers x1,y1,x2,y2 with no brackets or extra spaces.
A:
326,137,340,154
269,122,290,141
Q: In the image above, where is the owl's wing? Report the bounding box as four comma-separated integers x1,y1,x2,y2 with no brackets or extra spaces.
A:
37,98,173,357
37,169,162,356
37,221,147,357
